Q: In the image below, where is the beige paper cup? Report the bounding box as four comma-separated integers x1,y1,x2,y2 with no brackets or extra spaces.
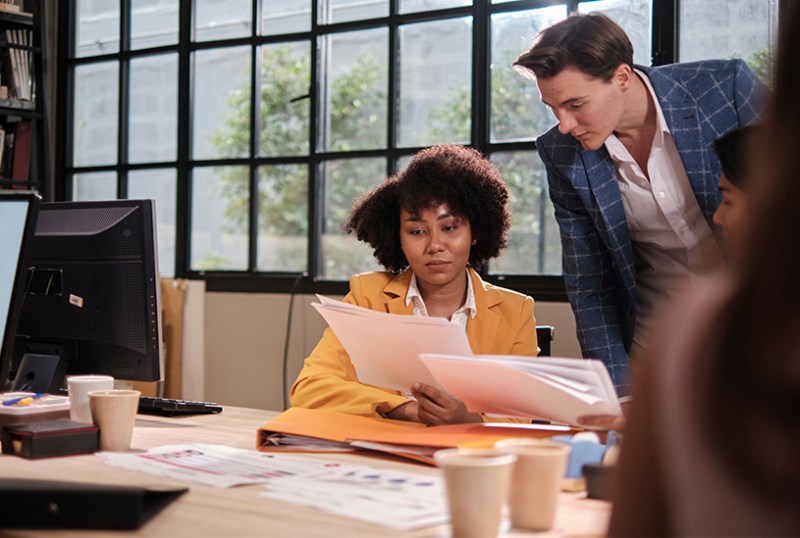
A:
434,448,517,538
494,439,571,531
88,389,140,451
67,375,115,423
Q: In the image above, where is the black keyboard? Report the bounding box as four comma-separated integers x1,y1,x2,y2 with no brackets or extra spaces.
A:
138,396,223,417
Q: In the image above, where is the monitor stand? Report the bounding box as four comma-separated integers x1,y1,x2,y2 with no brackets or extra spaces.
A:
11,353,67,393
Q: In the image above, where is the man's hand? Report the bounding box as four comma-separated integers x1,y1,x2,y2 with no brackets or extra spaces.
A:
576,400,630,432
576,414,626,431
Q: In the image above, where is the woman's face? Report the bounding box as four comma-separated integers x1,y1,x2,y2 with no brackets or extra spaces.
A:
713,173,750,261
399,203,473,293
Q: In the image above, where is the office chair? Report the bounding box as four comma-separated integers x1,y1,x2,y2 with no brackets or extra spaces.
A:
536,325,554,356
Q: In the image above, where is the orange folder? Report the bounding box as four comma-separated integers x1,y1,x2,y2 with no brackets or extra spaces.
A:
257,407,577,465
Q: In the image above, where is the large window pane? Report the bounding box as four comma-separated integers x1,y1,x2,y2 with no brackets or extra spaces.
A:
259,42,310,157
399,0,470,14
72,171,117,201
130,54,178,163
75,0,119,57
490,151,561,275
128,168,177,277
257,164,308,271
679,0,777,82
131,0,179,50
73,62,119,166
321,157,385,280
318,0,388,25
262,0,311,35
578,0,651,66
194,46,251,160
194,0,252,41
491,6,565,143
191,165,248,271
320,28,388,152
398,17,472,147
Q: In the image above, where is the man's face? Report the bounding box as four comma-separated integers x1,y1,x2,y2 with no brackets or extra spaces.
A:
537,65,629,150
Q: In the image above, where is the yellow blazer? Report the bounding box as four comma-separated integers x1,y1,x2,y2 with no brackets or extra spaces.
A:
290,268,538,420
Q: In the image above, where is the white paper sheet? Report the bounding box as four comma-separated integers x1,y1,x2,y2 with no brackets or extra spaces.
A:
419,354,621,425
101,443,449,530
99,444,353,488
260,461,448,530
312,295,473,391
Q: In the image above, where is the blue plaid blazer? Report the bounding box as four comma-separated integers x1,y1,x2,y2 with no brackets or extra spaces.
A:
536,59,765,393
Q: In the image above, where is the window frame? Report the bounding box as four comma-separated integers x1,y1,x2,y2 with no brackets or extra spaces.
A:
56,0,682,301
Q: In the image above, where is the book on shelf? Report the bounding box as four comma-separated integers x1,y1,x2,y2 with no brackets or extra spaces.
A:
10,117,29,181
0,1,31,16
312,295,622,427
2,129,14,178
0,125,5,172
2,28,31,101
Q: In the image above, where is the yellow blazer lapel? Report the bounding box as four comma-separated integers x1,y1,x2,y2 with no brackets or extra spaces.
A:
466,269,503,354
383,270,414,315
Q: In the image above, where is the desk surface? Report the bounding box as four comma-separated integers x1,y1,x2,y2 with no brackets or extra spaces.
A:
0,407,611,537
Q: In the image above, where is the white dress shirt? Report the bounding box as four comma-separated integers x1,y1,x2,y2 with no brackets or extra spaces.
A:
405,269,477,330
604,69,719,351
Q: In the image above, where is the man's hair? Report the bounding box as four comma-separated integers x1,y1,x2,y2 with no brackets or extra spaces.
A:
713,125,758,188
345,145,511,273
512,12,633,81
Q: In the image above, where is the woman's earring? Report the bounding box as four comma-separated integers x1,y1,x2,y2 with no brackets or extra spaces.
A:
471,239,477,245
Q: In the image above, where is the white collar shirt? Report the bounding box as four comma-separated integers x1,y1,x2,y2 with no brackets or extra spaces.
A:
405,270,477,330
604,69,719,349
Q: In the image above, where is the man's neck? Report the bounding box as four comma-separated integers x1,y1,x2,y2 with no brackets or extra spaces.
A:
614,71,656,145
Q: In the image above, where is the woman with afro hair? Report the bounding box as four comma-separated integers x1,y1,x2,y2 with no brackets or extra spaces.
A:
290,144,539,425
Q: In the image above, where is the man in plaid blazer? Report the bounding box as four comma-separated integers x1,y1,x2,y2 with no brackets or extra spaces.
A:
514,13,764,393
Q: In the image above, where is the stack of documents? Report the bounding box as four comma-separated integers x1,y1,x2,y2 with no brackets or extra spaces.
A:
313,296,621,426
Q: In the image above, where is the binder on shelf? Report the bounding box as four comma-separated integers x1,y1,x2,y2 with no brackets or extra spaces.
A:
11,117,30,181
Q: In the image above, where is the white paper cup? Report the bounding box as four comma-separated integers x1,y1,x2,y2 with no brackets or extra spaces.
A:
434,448,517,538
494,439,571,531
67,375,114,423
88,389,140,451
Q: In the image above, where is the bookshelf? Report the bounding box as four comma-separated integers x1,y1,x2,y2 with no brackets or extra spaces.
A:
0,0,47,197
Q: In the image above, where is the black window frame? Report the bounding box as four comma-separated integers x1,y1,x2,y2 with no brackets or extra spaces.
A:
55,0,680,302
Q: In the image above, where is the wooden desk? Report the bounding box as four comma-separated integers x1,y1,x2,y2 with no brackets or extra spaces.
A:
0,407,611,537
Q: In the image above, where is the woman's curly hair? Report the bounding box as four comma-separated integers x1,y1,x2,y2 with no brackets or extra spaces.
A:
345,144,511,273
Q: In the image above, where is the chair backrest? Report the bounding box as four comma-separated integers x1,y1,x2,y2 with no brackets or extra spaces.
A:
536,325,554,356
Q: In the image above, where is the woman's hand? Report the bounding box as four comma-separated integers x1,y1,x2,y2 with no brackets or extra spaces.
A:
409,382,482,425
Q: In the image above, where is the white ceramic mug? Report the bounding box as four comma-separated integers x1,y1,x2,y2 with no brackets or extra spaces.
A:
67,375,114,423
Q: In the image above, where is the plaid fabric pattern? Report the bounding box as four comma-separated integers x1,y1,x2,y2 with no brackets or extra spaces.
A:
537,59,765,393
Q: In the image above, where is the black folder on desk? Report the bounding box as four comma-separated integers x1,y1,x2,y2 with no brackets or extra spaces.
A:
0,479,188,529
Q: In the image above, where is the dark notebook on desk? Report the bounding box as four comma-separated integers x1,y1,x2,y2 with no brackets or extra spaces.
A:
0,479,188,529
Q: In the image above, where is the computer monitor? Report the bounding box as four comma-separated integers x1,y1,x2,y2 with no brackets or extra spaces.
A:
0,191,40,391
9,199,163,392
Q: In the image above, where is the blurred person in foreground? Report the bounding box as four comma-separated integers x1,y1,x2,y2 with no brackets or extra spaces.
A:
608,7,800,536
291,145,538,426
